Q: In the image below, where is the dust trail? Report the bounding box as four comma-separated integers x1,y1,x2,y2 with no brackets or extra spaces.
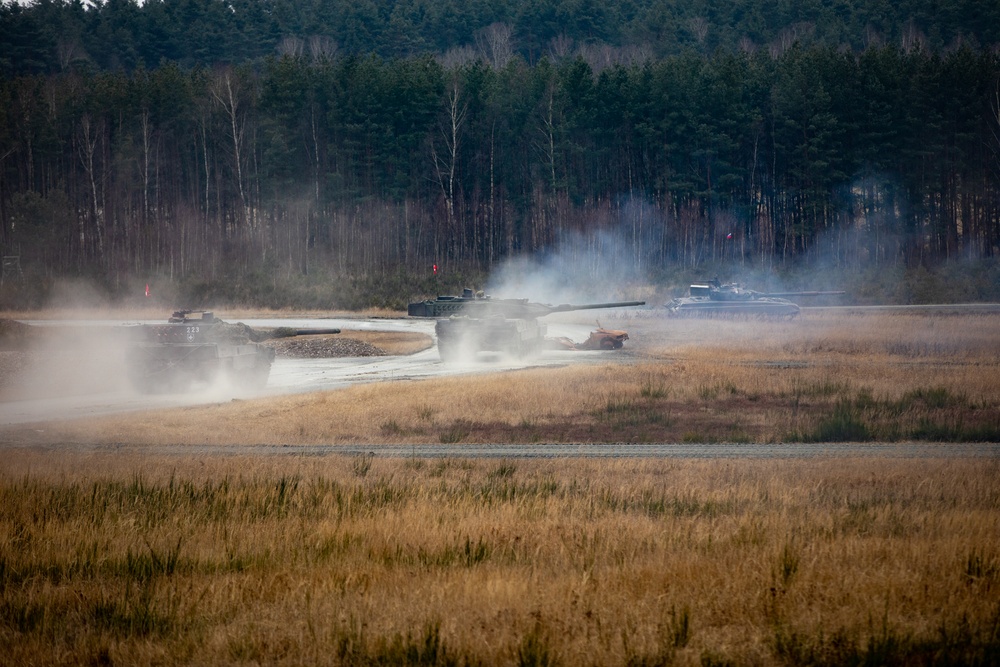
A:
486,226,648,305
0,319,133,405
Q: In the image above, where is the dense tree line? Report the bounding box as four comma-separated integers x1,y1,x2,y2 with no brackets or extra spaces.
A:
3,0,1000,76
2,0,1000,303
1,43,998,299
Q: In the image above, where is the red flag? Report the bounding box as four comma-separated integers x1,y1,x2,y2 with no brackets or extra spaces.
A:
432,264,437,275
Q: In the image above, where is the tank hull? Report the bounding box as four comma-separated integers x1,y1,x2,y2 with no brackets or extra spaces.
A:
665,297,801,318
125,311,280,393
126,340,274,393
435,317,545,360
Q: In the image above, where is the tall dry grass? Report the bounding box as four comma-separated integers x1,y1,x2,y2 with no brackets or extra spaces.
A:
1,453,997,665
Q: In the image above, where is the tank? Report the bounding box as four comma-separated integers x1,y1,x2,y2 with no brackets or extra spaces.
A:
664,280,844,318
125,310,340,393
409,294,645,361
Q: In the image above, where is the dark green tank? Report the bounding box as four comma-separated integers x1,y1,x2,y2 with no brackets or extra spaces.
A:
409,292,646,361
665,280,844,318
125,310,340,393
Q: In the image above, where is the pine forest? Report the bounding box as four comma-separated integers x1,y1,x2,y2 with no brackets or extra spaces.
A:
1,0,999,307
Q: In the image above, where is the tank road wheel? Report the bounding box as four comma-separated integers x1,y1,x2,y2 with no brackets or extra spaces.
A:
130,368,189,394
504,339,525,358
437,337,459,362
126,355,186,394
128,371,160,394
240,362,272,389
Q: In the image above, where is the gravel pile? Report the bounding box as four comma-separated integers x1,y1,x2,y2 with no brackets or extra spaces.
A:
263,336,387,359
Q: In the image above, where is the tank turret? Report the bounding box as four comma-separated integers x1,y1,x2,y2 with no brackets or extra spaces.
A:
126,310,340,393
410,294,645,361
407,289,489,317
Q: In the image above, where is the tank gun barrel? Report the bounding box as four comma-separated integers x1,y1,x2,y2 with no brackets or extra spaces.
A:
292,328,341,335
408,291,645,319
267,327,341,338
547,301,646,313
486,300,646,318
762,291,845,298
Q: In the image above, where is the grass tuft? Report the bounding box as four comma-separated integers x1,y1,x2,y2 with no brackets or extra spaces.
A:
352,452,374,478
777,542,800,587
439,422,471,444
517,626,556,667
964,549,998,584
639,376,669,399
799,400,871,442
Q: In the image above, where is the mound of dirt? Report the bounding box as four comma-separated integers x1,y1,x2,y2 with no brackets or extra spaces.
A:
263,336,386,358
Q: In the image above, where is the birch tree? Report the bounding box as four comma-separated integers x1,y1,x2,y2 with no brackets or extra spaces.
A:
210,67,250,229
431,76,467,259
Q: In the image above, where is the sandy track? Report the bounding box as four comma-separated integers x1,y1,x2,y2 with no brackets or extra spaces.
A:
0,316,618,425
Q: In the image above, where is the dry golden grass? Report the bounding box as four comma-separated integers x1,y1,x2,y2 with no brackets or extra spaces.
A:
1,452,997,665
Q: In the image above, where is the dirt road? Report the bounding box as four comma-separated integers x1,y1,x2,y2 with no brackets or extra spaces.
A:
0,316,619,426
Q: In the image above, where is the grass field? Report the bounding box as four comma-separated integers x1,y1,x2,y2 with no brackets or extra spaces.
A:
1,453,998,666
1,310,999,665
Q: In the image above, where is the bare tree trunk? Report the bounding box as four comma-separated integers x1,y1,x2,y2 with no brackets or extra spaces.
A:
210,69,248,227
488,120,496,266
140,110,151,227
539,84,558,191
431,79,467,260
77,114,104,263
137,110,153,273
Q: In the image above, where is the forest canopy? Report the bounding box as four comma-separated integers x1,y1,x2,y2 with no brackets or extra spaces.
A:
1,0,999,308
3,0,1000,74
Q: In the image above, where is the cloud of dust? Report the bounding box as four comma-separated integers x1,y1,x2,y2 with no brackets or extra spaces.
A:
448,210,655,360
0,320,133,408
486,226,650,305
0,279,271,425
46,279,112,310
437,328,532,367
